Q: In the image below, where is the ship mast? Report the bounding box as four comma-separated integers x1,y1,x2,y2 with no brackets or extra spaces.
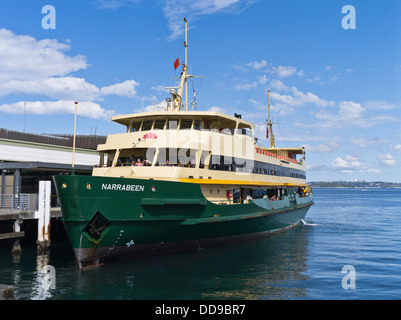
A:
184,17,188,111
267,90,276,148
169,18,194,111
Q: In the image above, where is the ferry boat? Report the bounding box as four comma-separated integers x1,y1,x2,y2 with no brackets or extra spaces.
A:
54,19,314,268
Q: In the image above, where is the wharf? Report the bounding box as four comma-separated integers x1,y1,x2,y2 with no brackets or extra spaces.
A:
0,181,62,252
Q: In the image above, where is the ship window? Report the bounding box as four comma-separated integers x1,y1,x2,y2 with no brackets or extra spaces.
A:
193,120,202,130
178,148,196,167
153,119,166,130
142,120,153,131
106,151,116,167
180,119,193,130
199,150,210,169
130,121,141,132
155,148,197,167
166,119,178,130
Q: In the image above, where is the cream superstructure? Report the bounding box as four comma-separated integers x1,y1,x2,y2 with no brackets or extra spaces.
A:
92,19,308,203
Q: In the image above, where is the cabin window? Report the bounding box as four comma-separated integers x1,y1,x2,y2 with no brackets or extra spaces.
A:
106,151,116,167
153,119,166,130
166,119,179,130
112,148,156,166
130,121,141,132
180,119,193,130
155,148,197,167
199,150,210,169
233,189,240,203
142,120,153,131
193,120,202,130
156,148,176,166
178,148,197,167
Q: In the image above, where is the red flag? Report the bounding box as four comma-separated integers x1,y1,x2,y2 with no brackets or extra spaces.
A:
266,127,269,139
174,57,180,70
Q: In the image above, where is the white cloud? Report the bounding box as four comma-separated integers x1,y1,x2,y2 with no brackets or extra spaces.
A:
246,60,267,70
152,85,170,93
269,79,289,92
0,77,100,101
331,155,363,173
0,28,139,119
96,0,142,10
270,86,334,108
100,80,139,98
312,99,398,129
162,0,251,40
377,154,396,167
0,100,115,120
207,105,226,113
273,65,297,78
351,136,388,149
302,142,339,153
330,155,383,174
338,101,364,119
390,144,401,152
364,100,396,110
234,74,267,90
0,29,87,82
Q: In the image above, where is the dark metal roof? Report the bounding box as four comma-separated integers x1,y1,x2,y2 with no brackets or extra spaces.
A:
0,128,106,150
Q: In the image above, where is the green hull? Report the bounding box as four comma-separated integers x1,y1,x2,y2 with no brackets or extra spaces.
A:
53,175,313,265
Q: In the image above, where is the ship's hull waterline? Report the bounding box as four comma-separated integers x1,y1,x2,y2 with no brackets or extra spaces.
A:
54,175,313,265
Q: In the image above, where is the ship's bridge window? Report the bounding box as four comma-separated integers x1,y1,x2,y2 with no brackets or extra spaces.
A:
237,123,253,139
129,121,141,132
193,120,202,130
166,119,179,130
179,119,193,130
153,119,166,130
142,120,153,131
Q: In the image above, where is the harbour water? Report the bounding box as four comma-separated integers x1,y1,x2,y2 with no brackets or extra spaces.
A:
1,188,400,300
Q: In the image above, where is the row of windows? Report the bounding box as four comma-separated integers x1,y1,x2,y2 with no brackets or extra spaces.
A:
128,119,253,138
129,119,202,132
106,147,305,180
209,155,306,180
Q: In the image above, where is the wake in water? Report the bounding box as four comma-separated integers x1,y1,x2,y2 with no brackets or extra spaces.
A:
301,219,318,226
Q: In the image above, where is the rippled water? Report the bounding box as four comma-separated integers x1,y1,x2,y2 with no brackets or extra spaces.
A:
1,188,400,300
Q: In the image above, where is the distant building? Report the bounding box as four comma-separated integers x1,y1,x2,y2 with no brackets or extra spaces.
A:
0,128,106,203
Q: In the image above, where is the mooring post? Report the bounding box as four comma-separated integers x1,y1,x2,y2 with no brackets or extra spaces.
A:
0,284,14,300
36,181,51,252
11,219,23,254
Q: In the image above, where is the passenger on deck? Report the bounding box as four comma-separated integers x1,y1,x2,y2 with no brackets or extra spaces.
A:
135,158,143,166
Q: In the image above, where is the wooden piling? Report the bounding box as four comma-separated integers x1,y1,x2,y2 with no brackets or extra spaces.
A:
0,284,14,300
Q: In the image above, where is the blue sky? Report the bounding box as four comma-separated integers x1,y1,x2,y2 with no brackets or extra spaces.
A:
0,0,400,182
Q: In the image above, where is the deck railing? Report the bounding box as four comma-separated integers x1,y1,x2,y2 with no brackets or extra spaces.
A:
0,194,39,211
255,147,299,164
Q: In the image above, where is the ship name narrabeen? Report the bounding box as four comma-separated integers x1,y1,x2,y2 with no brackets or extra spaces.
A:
101,183,145,192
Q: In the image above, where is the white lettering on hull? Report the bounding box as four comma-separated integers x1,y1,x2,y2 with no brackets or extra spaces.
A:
101,183,145,192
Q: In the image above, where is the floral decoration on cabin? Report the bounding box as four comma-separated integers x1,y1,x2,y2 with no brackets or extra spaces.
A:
142,133,158,140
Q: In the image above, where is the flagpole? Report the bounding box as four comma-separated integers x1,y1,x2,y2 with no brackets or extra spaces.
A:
72,101,78,175
267,90,275,148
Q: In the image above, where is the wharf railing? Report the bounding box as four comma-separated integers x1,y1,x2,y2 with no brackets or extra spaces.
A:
0,194,39,211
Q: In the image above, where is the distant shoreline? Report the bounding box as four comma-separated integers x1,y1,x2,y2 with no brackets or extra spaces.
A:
307,181,401,189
